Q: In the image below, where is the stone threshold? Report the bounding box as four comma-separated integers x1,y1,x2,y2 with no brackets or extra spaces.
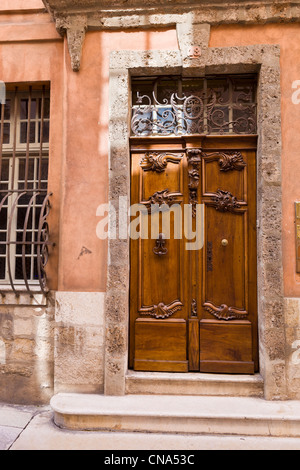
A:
51,393,300,437
125,371,264,397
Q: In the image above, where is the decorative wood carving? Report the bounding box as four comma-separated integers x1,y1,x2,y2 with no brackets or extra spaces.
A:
207,241,213,272
218,152,247,172
187,149,202,218
153,233,168,256
210,189,241,213
140,152,183,173
204,301,248,321
141,189,182,213
202,151,246,172
191,299,197,317
139,300,184,319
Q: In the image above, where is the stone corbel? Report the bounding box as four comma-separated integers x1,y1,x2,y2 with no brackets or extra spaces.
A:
176,22,211,76
55,15,87,72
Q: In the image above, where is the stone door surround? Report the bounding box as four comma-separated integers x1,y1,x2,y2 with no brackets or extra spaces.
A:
105,23,285,400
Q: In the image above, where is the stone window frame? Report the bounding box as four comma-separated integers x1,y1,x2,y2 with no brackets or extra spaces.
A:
104,35,285,400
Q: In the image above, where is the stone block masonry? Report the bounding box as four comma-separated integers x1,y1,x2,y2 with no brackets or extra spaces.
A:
0,293,55,405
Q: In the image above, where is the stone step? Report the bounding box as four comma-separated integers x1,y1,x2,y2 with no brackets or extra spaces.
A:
125,371,264,397
51,393,300,438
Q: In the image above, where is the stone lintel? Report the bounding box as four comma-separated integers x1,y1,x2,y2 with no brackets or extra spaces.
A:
42,0,300,26
43,1,300,29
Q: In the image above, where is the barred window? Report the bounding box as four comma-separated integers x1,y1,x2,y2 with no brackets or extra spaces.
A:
0,84,52,296
131,75,257,137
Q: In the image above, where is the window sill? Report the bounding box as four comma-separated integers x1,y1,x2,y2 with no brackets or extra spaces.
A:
0,285,48,306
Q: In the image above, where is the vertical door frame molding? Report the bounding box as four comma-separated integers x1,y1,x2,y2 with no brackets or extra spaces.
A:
105,30,285,400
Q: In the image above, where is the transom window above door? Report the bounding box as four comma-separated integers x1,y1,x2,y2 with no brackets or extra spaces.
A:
131,75,257,137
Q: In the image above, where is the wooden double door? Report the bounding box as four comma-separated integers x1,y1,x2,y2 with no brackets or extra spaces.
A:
129,136,258,374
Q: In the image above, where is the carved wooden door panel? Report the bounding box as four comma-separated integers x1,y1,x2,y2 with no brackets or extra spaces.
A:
130,139,190,372
129,136,258,374
199,137,258,374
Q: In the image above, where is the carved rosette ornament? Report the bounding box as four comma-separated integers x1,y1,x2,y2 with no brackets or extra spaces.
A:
204,302,248,321
187,149,202,218
139,300,183,319
210,189,241,213
140,152,183,173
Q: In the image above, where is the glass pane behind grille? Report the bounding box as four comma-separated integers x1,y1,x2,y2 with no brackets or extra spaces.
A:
0,257,5,278
131,75,257,136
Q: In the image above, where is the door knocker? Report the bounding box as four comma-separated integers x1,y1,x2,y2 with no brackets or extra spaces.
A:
153,233,168,256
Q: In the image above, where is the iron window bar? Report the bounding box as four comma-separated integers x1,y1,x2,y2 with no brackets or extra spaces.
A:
0,84,53,298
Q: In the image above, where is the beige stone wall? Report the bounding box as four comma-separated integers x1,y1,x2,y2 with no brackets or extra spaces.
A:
0,293,55,405
284,298,300,400
0,291,106,404
54,292,105,395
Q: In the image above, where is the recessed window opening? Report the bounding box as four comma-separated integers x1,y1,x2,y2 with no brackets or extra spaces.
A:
0,84,52,296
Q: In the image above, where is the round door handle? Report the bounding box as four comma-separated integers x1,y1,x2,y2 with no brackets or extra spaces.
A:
221,239,229,247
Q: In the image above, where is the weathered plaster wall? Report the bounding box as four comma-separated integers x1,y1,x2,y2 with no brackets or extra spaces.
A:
58,28,178,293
0,0,45,10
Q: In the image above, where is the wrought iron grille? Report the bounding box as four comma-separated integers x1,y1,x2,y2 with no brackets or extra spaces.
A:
0,84,53,297
131,75,257,137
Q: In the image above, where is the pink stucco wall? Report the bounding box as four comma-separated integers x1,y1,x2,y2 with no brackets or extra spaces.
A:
0,0,44,10
1,3,299,297
58,29,179,291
